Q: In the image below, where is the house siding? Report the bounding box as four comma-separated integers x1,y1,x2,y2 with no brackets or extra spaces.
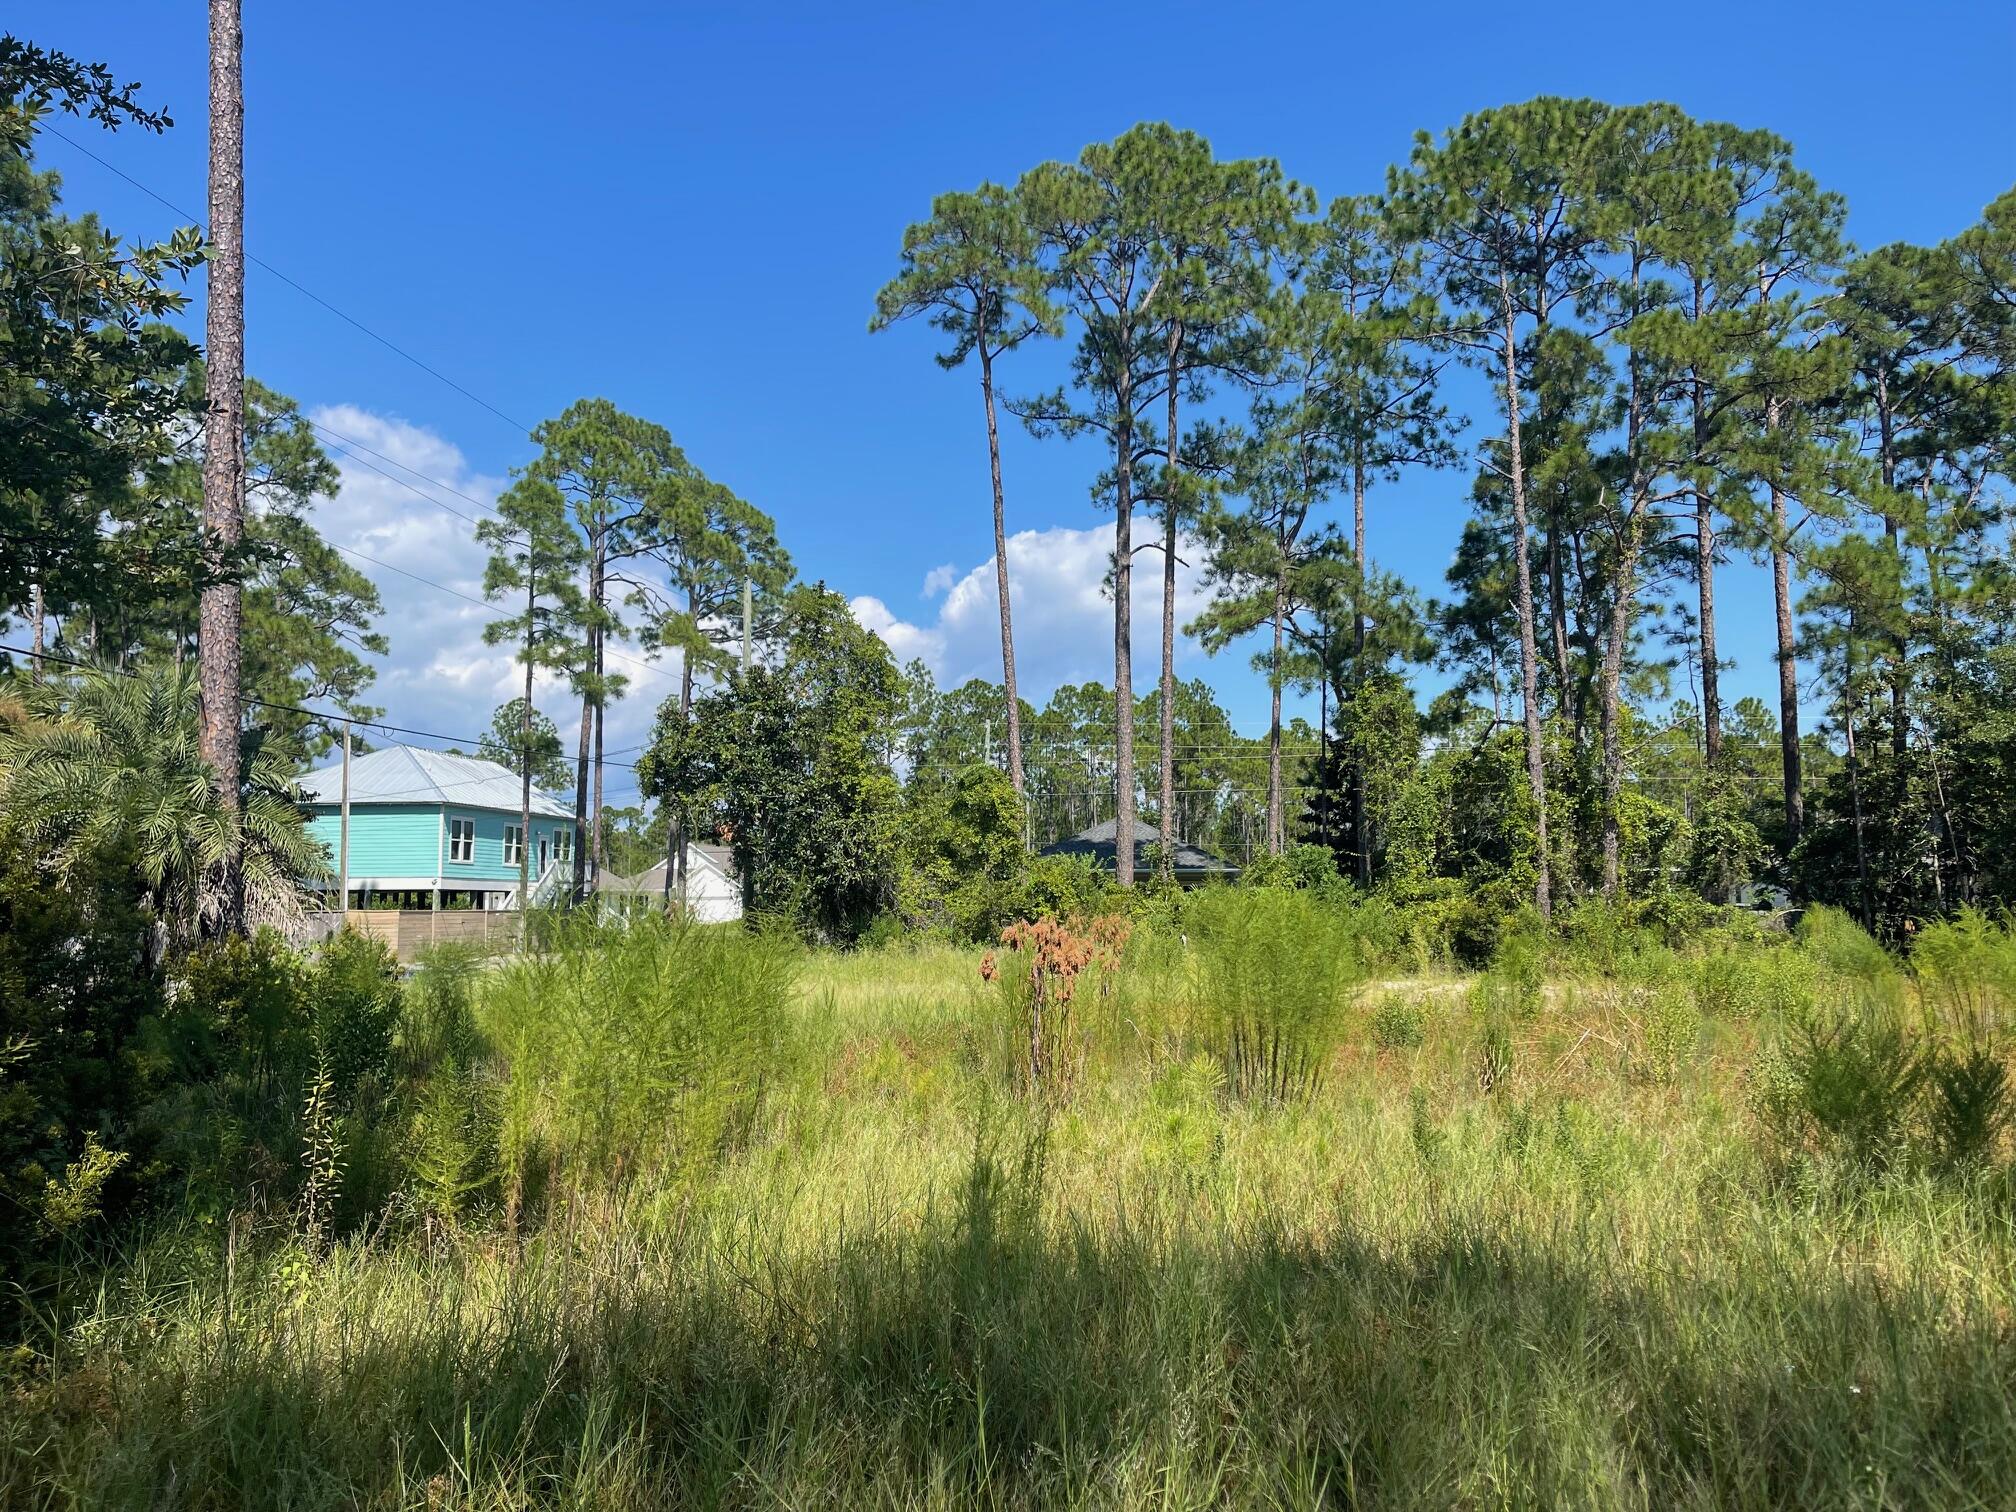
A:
443,808,576,885
306,804,444,878
307,803,577,887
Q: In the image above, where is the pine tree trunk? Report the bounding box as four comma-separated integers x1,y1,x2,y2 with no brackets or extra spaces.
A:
666,646,693,909
1875,371,1908,762
200,0,246,933
1604,287,1646,901
1158,319,1182,878
1267,574,1285,854
520,574,534,910
592,629,605,888
1599,537,1639,900
1844,667,1872,928
572,680,591,905
981,347,1025,800
1691,292,1722,767
1548,516,1571,719
1351,457,1370,886
1769,437,1803,852
28,582,43,682
1500,281,1551,919
1694,481,1721,768
1113,366,1136,888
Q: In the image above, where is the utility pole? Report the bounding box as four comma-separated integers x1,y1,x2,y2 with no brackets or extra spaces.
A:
337,721,351,914
200,0,247,932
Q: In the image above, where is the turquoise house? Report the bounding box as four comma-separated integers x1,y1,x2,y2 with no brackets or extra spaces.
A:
300,744,578,910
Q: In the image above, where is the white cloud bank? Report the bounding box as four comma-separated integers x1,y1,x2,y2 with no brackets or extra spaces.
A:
304,412,1224,791
849,525,1212,696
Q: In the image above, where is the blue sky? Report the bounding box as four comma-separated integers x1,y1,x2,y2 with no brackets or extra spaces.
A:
18,1,2015,802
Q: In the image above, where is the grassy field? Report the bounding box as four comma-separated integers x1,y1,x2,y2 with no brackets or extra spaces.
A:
7,909,2016,1509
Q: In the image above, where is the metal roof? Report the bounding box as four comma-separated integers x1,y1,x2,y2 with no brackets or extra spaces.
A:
299,743,574,819
1039,818,1238,876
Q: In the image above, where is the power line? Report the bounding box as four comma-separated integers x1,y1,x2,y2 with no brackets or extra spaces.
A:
307,417,502,522
0,641,676,780
1,640,486,747
42,122,533,438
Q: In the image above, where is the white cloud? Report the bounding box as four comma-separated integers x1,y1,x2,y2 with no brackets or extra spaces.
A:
920,562,957,599
849,525,1212,696
305,406,670,799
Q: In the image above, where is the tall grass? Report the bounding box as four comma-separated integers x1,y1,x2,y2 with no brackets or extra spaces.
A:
7,907,2016,1508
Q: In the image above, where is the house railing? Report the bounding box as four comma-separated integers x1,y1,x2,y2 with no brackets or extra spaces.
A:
522,856,569,910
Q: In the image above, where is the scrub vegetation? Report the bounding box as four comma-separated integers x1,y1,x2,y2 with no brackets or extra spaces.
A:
6,900,2016,1509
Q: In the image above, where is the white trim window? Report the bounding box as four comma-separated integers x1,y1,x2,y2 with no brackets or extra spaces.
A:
502,825,524,866
553,827,574,863
448,817,476,864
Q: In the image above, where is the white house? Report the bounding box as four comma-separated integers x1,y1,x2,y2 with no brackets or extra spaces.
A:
598,844,743,924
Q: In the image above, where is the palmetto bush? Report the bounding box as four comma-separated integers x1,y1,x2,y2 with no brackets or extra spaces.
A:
0,663,323,948
1187,888,1363,1105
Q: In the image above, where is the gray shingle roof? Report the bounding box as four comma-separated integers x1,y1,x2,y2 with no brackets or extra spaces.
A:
1039,818,1237,876
299,744,574,819
600,844,738,894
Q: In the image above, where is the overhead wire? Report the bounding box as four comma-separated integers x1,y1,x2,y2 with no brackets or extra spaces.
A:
41,122,533,437
27,136,1316,772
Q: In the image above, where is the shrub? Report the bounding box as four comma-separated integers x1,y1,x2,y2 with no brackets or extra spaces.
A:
1638,988,1703,1086
311,930,402,1103
1911,909,2016,1018
1797,906,1897,986
1471,931,1545,1024
857,912,907,951
981,915,1128,1095
1925,1041,2011,1172
1475,1016,1514,1094
1021,854,1118,923
1240,844,1343,893
398,946,497,1226
1754,1005,1925,1174
484,914,796,1190
1445,879,1528,969
1692,949,1762,1020
1370,993,1427,1051
1341,891,1410,974
1189,890,1363,1104
1144,1053,1225,1177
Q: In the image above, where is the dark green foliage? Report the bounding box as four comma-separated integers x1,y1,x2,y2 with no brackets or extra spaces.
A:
901,763,1029,941
1755,1006,1926,1175
644,585,903,943
0,834,160,1271
1,41,204,625
159,929,404,1222
1020,853,1118,923
1240,843,1344,893
472,699,572,793
1926,1044,2010,1172
1369,992,1427,1050
308,931,401,1102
